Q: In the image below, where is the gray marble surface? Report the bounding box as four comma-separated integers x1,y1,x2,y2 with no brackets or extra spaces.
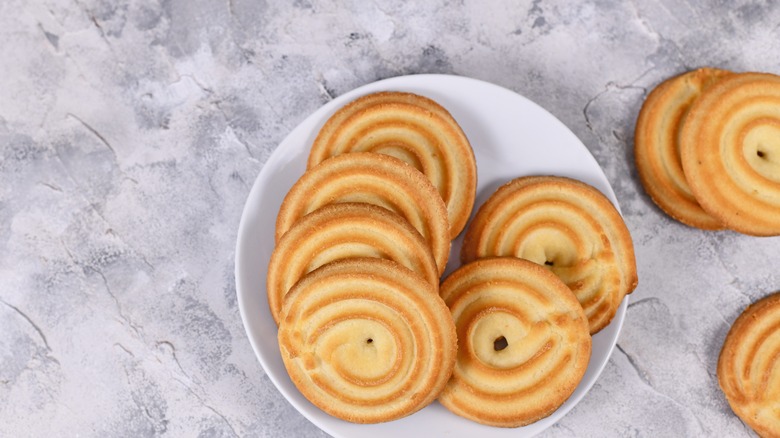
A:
2,0,779,436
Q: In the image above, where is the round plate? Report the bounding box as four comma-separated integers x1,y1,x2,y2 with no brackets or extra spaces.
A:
235,74,628,437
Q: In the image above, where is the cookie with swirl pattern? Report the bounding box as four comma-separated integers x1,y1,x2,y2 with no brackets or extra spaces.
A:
438,257,591,427
278,258,457,423
267,203,438,325
634,67,731,230
718,292,780,437
461,176,638,334
680,72,780,236
307,91,477,238
276,152,450,274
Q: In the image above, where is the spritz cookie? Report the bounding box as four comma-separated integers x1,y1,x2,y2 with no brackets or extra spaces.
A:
461,176,638,334
278,258,457,423
276,152,450,274
680,72,780,236
718,292,780,437
438,257,591,427
267,203,438,324
308,91,477,238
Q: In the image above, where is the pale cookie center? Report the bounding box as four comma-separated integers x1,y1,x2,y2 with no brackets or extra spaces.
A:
471,311,536,369
516,228,580,268
319,319,397,385
742,120,780,182
369,140,424,171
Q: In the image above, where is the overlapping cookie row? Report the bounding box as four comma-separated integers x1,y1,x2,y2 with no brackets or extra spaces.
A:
635,69,780,236
270,92,473,424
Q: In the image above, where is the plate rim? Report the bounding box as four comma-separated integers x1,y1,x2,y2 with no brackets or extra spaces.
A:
235,73,629,437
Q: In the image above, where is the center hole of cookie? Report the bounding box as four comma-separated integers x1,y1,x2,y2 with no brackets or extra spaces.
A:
544,260,554,266
493,336,508,351
757,150,766,158
366,338,373,345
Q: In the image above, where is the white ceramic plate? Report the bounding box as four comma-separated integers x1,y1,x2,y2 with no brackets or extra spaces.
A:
235,74,628,437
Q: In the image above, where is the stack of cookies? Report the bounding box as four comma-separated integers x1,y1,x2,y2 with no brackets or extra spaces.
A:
268,90,638,427
635,68,780,235
269,91,475,423
441,175,637,427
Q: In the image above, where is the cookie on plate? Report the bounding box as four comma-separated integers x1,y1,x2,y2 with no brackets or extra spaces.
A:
718,292,780,437
307,91,477,238
438,257,591,427
276,152,450,274
634,67,731,230
278,258,457,424
267,203,438,325
461,176,638,334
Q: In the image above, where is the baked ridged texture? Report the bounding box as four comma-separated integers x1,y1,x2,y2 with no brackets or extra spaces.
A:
634,68,732,230
278,258,457,424
307,91,477,238
680,72,780,236
461,176,638,334
267,203,438,325
276,152,450,274
718,292,780,438
438,257,591,427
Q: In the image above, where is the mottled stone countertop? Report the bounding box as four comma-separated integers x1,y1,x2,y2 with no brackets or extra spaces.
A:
2,0,779,436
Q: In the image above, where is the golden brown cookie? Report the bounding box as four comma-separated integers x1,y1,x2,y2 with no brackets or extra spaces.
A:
680,72,780,236
438,257,591,427
278,258,457,424
276,152,450,274
718,292,780,437
634,68,731,230
307,91,477,238
266,203,438,325
461,176,638,334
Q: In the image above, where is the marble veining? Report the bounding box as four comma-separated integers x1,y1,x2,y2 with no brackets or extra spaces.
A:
2,0,779,436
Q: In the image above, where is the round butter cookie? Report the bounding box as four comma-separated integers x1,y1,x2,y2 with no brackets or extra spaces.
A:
718,292,780,437
278,258,457,424
461,176,638,334
267,203,438,325
276,152,450,274
307,91,477,238
680,72,780,236
634,67,731,230
438,257,591,427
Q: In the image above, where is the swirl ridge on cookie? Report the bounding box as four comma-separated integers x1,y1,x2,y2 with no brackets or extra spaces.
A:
267,203,438,325
718,292,780,437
